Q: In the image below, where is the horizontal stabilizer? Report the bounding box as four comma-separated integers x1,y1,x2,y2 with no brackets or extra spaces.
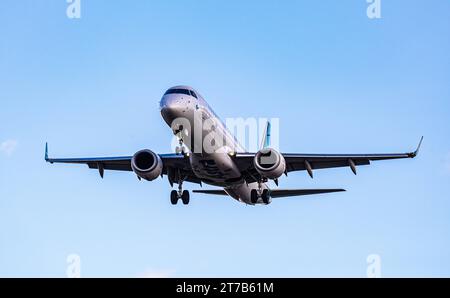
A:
269,188,345,198
193,188,345,198
192,189,228,196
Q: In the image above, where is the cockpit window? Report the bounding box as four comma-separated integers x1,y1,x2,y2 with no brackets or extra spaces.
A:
164,89,191,96
189,90,198,99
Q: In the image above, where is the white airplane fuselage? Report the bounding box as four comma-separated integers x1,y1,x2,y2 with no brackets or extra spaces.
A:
45,86,420,205
160,86,270,205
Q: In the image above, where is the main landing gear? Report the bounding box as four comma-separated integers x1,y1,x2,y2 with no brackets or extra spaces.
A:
170,180,190,205
250,185,270,205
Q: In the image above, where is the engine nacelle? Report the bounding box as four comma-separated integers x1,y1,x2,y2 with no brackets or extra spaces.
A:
131,149,163,181
253,148,286,180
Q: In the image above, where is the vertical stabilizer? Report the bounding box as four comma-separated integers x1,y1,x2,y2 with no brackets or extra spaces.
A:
260,121,271,149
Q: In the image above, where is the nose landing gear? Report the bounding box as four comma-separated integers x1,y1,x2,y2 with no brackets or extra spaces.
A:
175,137,186,156
174,125,189,156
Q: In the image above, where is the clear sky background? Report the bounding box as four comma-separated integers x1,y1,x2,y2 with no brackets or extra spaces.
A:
1,0,449,277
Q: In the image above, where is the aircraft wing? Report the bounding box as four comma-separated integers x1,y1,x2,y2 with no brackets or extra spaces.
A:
234,137,423,182
44,143,201,184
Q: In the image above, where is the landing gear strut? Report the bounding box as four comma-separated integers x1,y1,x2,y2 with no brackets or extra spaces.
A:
174,126,187,156
175,138,186,155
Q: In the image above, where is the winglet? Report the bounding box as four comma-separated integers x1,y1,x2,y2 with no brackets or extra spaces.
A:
409,136,423,158
260,121,271,149
45,142,49,161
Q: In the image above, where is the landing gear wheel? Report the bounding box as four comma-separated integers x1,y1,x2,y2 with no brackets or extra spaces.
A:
170,190,178,205
181,190,190,205
261,189,270,204
250,189,258,204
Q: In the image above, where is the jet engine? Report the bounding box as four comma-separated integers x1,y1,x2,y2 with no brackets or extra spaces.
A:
131,149,163,181
253,148,286,180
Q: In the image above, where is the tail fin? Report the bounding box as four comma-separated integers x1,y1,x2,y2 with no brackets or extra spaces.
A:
260,121,271,149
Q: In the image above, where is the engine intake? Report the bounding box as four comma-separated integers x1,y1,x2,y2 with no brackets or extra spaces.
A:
254,148,286,180
131,149,163,181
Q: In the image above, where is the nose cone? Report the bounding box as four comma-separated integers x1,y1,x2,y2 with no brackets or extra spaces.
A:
160,95,185,124
159,94,172,110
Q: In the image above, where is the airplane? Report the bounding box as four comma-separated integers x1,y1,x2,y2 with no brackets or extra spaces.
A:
45,85,422,205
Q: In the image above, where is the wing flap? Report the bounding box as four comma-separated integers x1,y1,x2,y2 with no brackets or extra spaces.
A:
286,158,371,171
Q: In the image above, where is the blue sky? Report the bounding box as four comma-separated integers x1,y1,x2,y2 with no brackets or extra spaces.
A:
1,0,449,277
